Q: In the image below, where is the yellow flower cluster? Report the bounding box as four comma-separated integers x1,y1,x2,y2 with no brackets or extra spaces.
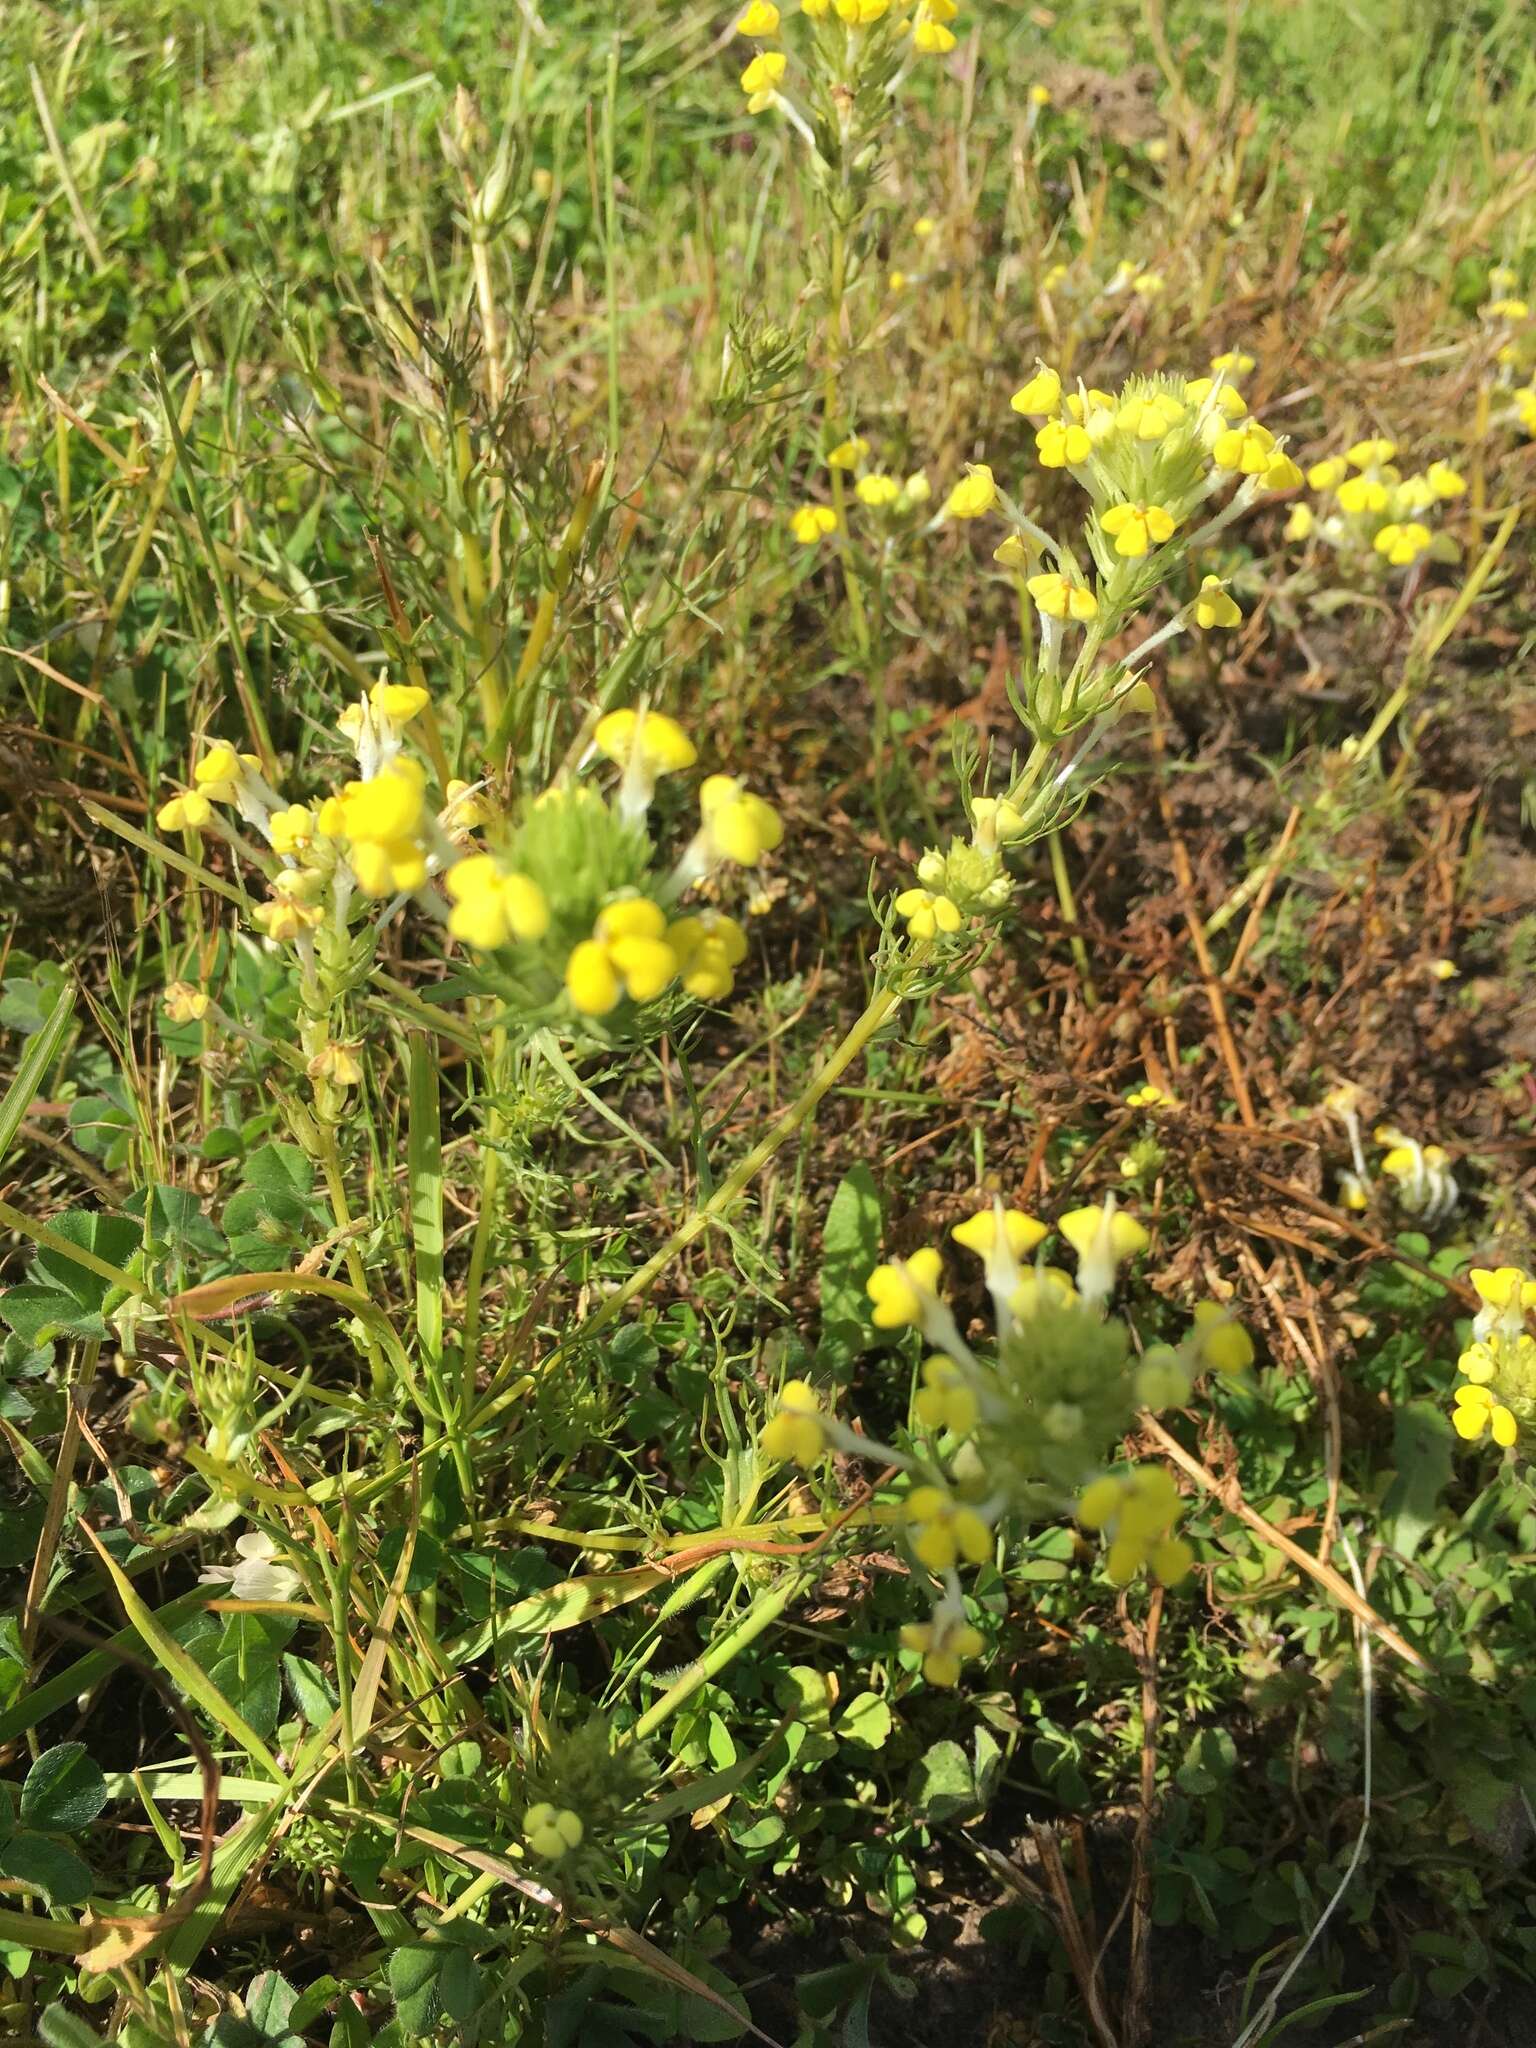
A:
1451,1266,1536,1452
155,692,782,1032
753,1186,1257,1689
1286,438,1465,570
790,451,931,548
1076,1466,1192,1586
735,0,962,121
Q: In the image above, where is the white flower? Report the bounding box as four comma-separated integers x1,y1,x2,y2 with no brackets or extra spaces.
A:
198,1530,301,1602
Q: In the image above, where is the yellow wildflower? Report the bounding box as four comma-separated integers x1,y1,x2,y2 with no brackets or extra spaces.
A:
444,856,551,950
1336,474,1390,515
163,982,210,1024
1284,503,1315,541
1036,418,1091,467
735,0,781,31
855,472,901,507
524,1804,584,1861
1306,457,1348,491
943,464,998,519
267,803,315,857
1058,1198,1149,1302
791,503,839,544
1193,576,1241,629
565,899,677,1016
865,1247,944,1329
914,1355,979,1436
1373,521,1431,566
699,775,783,866
1011,364,1062,414
1027,571,1098,622
667,910,749,1000
1100,501,1177,557
827,435,869,470
740,50,786,102
593,708,697,777
904,1486,992,1572
900,1614,985,1688
951,1207,1048,1260
894,886,963,940
1345,437,1397,469
1191,1299,1255,1375
1452,1382,1518,1448
761,1378,828,1466
156,791,215,833
1211,421,1276,474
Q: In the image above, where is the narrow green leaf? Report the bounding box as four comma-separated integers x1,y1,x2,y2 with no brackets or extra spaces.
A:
0,981,75,1168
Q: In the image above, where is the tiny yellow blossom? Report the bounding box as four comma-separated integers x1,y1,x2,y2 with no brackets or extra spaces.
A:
904,1486,992,1572
1193,576,1241,629
1426,460,1466,500
1036,418,1091,467
1429,957,1459,982
865,1248,944,1329
1484,297,1529,320
1452,1382,1518,1448
1029,83,1052,107
593,708,697,777
1100,501,1177,558
267,803,315,857
993,535,1030,569
565,899,678,1016
1027,570,1098,622
1008,1266,1077,1317
524,1804,584,1861
667,911,749,1000
952,1207,1048,1260
943,465,998,519
900,471,932,506
914,1355,979,1436
894,886,963,940
827,435,870,470
1059,1199,1149,1301
791,503,839,544
699,775,783,866
1191,1300,1255,1375
740,50,787,100
1336,474,1390,515
1186,377,1248,418
855,472,901,507
156,791,215,833
1211,349,1255,376
1126,1083,1172,1108
1284,503,1315,541
1373,521,1432,567
1345,437,1397,469
835,0,890,20
308,1041,364,1089
912,14,956,52
735,0,781,31
337,680,430,745
1264,452,1304,491
761,1378,828,1466
445,856,550,950
1211,421,1276,474
192,745,256,802
1307,457,1348,491
442,778,491,830
253,896,324,944
163,982,210,1024
900,1616,985,1688
969,795,1026,847
1470,1267,1536,1314
1011,365,1062,415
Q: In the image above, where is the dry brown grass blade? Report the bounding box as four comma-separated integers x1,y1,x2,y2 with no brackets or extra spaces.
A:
1141,1414,1431,1673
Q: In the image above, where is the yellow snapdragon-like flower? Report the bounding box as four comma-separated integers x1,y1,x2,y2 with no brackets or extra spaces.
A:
1011,364,1062,415
1186,377,1248,419
951,1207,1048,1261
308,1041,364,1089
1077,1466,1192,1585
267,804,315,857
1373,522,1431,566
900,1613,985,1688
444,856,550,950
791,503,839,544
1191,1299,1255,1374
894,886,963,940
337,680,429,746
835,0,890,21
827,435,870,470
969,795,1026,849
912,8,958,55
1058,1198,1149,1303
337,758,429,896
1027,571,1098,622
1193,576,1241,629
1211,420,1276,474
163,982,210,1024
253,895,325,944
1452,1382,1518,1448
1009,1266,1076,1317
735,0,781,31
914,1355,979,1435
1307,457,1348,491
565,899,677,1016
1284,503,1315,541
1345,437,1397,469
1036,418,1091,468
1471,1267,1536,1315
1211,348,1255,377
442,778,491,831
943,464,998,519
855,472,901,507
156,791,215,833
593,708,696,778
761,1378,827,1466
699,776,783,866
904,1485,992,1571
865,1247,944,1329
192,744,258,803
1426,460,1467,500
667,911,749,1000
524,1804,584,1861
1264,452,1304,490
1117,391,1186,442
740,49,787,103
1100,501,1177,558
1336,474,1390,515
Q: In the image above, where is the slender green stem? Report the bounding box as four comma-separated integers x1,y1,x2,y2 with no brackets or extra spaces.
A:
472,982,902,1429
1047,828,1098,1009
627,1565,818,1744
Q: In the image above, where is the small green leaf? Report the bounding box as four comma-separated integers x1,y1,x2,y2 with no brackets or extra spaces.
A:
38,2005,104,2048
837,1692,893,1749
21,1744,109,1833
1381,1401,1453,1562
0,1831,94,1906
909,1739,977,1821
816,1165,883,1372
